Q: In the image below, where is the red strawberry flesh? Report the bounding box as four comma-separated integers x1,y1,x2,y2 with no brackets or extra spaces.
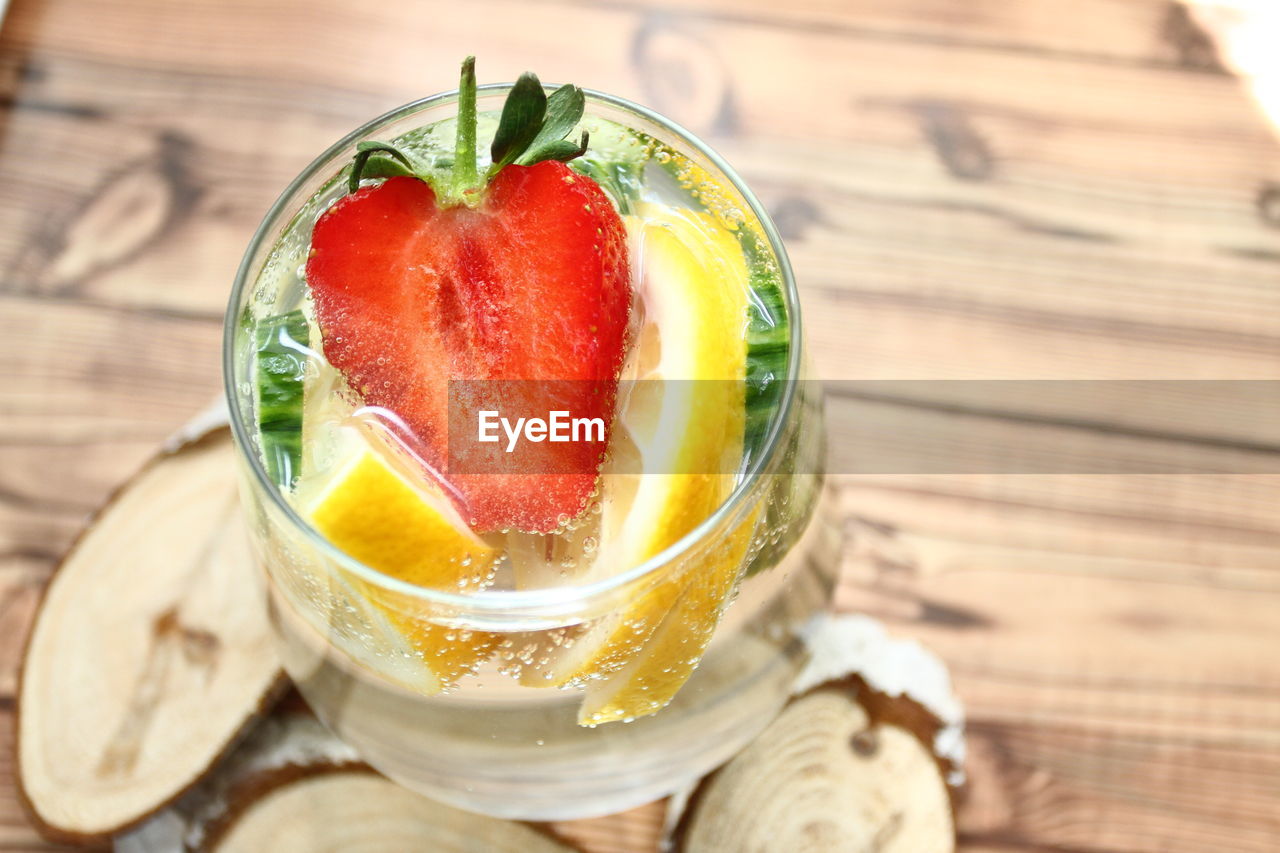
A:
306,164,631,532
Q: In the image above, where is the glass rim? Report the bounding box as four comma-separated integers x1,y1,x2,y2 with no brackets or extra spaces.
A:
223,83,802,616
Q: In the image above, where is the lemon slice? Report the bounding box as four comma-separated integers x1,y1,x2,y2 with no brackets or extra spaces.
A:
304,423,500,692
578,512,757,725
527,204,758,723
604,209,750,552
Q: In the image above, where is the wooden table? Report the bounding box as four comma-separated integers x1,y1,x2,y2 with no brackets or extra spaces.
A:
2,0,1277,850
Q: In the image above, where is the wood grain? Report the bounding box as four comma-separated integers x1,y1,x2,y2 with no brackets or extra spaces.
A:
0,0,1277,850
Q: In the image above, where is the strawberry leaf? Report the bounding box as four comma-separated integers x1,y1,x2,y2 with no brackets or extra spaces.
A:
520,132,589,167
516,84,586,166
358,156,417,182
349,141,420,192
490,72,547,173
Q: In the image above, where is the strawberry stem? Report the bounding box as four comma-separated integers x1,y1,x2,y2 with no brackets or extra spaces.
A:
446,55,482,207
342,57,591,208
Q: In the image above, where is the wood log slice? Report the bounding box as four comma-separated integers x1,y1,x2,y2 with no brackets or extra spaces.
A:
669,683,955,852
202,765,581,853
16,427,285,843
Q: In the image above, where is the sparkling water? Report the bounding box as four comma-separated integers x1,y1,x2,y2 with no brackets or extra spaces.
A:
231,100,835,818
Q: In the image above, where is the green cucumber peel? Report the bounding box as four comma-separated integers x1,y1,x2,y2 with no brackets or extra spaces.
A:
570,157,644,215
255,309,308,489
739,229,790,455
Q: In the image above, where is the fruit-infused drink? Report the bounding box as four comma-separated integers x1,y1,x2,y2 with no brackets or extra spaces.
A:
226,59,833,819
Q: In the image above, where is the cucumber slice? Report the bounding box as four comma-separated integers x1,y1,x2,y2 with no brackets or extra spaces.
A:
255,309,309,488
740,230,789,457
572,156,644,215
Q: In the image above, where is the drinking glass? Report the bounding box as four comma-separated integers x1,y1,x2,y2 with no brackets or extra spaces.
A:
224,85,836,820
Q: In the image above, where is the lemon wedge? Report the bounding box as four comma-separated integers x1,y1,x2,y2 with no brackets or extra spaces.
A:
305,425,500,692
526,203,758,723
578,511,757,724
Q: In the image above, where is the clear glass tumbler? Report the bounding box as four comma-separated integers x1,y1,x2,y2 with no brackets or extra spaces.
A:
224,85,836,820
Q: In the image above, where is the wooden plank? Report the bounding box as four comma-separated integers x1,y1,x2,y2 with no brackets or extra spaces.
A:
5,100,1274,384
0,0,1277,850
0,526,1275,853
825,390,1280,475
826,380,1280,449
0,295,221,444
959,719,1280,853
549,804,665,853
837,506,1280,720
0,0,1231,89
4,103,1277,382
0,552,49,701
5,113,1277,387
1,0,1268,161
564,0,1219,69
3,705,1273,852
833,478,1280,851
0,1,1274,386
4,448,1276,848
836,475,1280,572
0,710,70,851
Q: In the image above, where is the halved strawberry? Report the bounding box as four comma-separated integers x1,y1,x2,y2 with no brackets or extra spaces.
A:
306,59,631,533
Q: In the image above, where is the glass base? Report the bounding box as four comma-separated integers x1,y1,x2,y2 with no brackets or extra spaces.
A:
271,484,840,820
